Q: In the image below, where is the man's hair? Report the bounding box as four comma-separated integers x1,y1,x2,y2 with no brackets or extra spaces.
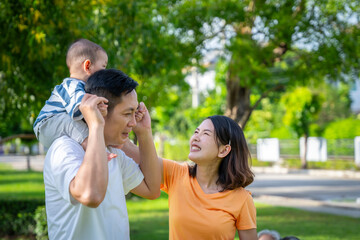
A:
188,115,254,191
85,69,138,113
66,39,106,70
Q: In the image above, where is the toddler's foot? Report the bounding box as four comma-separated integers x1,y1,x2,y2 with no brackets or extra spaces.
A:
82,137,117,161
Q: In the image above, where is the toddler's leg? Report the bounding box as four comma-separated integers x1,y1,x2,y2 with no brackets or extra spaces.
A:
38,113,88,148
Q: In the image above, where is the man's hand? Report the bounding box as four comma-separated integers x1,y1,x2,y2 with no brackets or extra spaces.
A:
79,94,108,129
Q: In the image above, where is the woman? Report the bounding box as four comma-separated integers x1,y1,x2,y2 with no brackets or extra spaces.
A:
160,115,257,239
125,115,257,239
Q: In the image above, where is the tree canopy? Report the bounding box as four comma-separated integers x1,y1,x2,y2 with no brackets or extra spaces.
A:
0,0,192,138
1,0,359,140
161,0,360,127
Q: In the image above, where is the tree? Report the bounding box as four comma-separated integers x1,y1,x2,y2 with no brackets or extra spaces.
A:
281,87,324,169
0,0,100,137
162,0,360,128
0,0,192,139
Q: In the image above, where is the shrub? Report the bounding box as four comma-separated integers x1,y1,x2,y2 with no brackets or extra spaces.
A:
323,118,360,139
0,199,44,237
34,206,48,240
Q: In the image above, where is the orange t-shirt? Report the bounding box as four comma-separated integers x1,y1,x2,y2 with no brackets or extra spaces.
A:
161,159,256,240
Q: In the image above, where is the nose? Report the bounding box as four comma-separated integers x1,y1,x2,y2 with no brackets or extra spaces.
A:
128,113,137,127
190,134,199,143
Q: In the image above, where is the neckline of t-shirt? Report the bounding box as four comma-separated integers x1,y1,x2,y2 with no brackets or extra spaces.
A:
193,177,229,198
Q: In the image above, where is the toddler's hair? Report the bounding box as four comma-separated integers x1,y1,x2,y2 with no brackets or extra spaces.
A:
66,39,106,70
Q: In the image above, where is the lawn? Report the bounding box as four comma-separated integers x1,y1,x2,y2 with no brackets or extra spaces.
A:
128,193,360,240
0,163,359,239
0,163,45,200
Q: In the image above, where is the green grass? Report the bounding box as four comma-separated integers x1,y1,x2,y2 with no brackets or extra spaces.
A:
127,192,169,240
0,164,45,200
1,163,359,240
255,203,360,240
128,196,360,240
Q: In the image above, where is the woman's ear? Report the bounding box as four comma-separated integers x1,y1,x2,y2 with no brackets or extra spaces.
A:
83,59,92,75
218,145,231,158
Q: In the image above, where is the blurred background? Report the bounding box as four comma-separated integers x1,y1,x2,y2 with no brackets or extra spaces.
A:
1,1,360,239
0,0,359,168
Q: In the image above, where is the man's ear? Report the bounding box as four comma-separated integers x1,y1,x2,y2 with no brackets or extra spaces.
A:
83,59,91,75
218,145,231,158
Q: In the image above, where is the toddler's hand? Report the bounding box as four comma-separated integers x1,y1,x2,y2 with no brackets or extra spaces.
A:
98,101,108,117
82,138,116,161
107,153,117,161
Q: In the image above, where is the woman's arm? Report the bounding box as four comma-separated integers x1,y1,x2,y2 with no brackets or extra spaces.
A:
238,228,257,240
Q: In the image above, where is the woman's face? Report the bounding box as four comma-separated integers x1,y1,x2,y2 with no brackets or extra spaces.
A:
188,119,220,163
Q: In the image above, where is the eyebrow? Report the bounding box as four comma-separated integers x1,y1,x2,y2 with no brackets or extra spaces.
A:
196,128,213,133
123,107,137,112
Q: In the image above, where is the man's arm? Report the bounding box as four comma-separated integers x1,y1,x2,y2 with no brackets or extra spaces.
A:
69,94,109,207
129,102,161,199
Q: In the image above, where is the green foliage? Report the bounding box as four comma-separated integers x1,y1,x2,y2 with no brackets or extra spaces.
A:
323,118,360,139
245,98,283,143
163,140,189,161
0,165,45,237
316,82,352,127
152,58,228,145
0,199,44,236
1,0,359,140
34,206,48,240
281,158,359,171
0,0,92,136
270,127,296,139
163,0,360,127
281,87,324,137
0,0,192,138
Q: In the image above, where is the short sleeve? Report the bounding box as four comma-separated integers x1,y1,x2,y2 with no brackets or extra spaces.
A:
160,159,186,193
113,148,144,195
236,191,257,230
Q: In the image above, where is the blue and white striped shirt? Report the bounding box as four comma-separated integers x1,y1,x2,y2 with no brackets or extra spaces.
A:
33,78,85,129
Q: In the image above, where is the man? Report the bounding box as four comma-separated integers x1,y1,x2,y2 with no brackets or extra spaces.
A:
43,69,161,239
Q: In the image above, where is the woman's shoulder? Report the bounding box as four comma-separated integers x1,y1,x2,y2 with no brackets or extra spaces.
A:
162,159,190,176
228,187,254,200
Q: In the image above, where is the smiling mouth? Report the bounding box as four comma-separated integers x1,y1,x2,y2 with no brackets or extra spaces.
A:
191,145,201,151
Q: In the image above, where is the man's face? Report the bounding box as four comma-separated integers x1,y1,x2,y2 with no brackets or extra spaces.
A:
103,90,138,147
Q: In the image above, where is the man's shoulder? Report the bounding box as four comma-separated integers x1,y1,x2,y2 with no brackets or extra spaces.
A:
107,147,126,159
48,136,82,153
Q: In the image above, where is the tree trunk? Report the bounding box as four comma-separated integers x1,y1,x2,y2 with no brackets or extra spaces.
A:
301,135,308,169
225,56,252,129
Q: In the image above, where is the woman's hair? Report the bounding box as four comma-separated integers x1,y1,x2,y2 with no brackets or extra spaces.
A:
188,115,254,191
